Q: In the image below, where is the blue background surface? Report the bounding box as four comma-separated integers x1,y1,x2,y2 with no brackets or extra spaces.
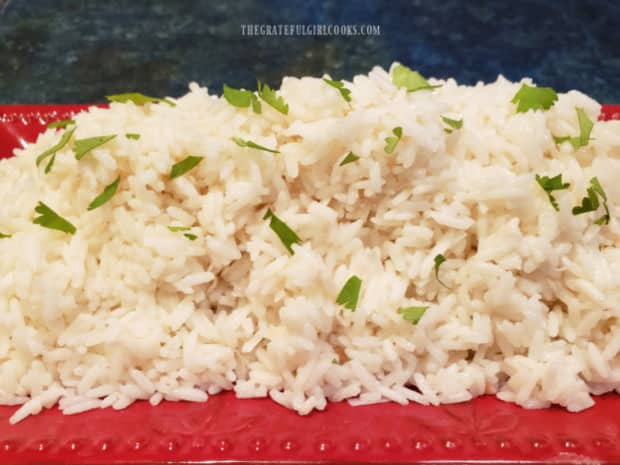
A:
0,0,618,103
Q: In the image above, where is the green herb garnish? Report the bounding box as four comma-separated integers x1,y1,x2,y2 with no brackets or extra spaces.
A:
125,133,140,140
33,202,76,235
398,306,428,324
106,93,175,107
336,275,362,311
233,137,279,153
553,108,594,150
47,119,75,130
74,135,116,160
257,81,289,115
44,154,56,175
168,226,197,241
392,65,441,93
323,78,351,102
35,127,75,167
223,84,262,114
535,174,570,211
384,127,403,153
87,177,120,211
511,84,558,113
170,156,204,179
263,208,301,254
0,232,11,239
433,254,449,288
441,116,463,134
572,177,610,225
339,151,360,166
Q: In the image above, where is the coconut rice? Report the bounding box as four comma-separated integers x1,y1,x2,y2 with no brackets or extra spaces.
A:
1,64,620,424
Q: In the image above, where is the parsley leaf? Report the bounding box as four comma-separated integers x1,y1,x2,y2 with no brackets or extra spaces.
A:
336,275,362,311
572,177,610,225
339,151,360,166
74,135,116,160
511,84,558,113
223,84,262,114
398,306,428,324
233,137,279,153
35,127,76,167
223,84,252,107
88,177,120,211
384,127,403,153
170,156,204,179
433,254,449,288
125,133,140,140
553,108,594,150
392,65,441,93
323,78,351,102
441,116,463,134
47,119,75,130
0,232,11,239
257,81,289,115
33,202,76,235
106,93,175,107
263,208,301,254
535,174,570,211
168,226,197,241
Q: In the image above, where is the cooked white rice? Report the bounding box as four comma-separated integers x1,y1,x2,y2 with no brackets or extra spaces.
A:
1,64,620,424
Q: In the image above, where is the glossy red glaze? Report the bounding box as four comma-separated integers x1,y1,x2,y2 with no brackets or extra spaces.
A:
0,104,618,465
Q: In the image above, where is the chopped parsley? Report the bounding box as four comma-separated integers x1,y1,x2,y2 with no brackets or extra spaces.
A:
233,137,279,153
257,81,289,115
0,232,11,239
263,208,301,254
223,84,262,114
35,127,76,167
553,107,594,150
535,174,570,211
106,93,175,107
441,116,463,134
170,156,204,179
336,275,362,311
323,78,351,102
392,64,440,93
384,127,403,153
339,151,360,166
511,84,558,113
44,154,56,175
74,135,116,160
398,306,428,325
572,177,610,225
125,133,140,140
87,177,120,211
47,119,75,130
168,226,197,241
433,254,449,288
33,202,76,235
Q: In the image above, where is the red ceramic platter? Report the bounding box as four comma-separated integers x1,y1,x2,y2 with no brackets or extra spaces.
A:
0,104,619,465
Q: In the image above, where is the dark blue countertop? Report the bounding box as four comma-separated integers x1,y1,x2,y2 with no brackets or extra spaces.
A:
0,0,618,103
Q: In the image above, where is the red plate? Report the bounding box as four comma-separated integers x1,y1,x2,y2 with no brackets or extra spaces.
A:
0,104,619,465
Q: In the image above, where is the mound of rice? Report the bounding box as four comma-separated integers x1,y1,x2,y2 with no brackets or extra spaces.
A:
1,64,620,424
